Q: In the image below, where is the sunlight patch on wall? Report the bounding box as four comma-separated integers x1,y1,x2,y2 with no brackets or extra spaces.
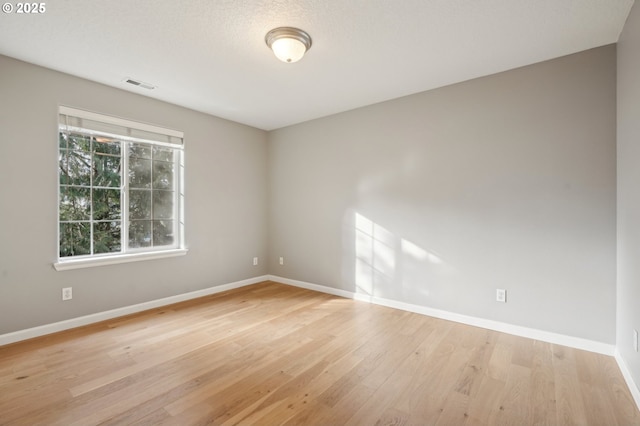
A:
401,239,442,264
355,213,395,295
354,212,444,299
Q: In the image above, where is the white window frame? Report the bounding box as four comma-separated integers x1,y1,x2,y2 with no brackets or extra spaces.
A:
54,106,187,271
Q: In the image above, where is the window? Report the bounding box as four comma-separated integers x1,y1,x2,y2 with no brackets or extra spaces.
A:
55,107,185,270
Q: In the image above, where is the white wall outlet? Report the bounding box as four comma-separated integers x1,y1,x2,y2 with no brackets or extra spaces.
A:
496,288,506,303
634,329,638,352
62,287,73,301
279,256,284,265
253,257,258,266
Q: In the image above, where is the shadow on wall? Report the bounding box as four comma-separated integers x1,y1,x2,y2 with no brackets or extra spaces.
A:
346,211,451,304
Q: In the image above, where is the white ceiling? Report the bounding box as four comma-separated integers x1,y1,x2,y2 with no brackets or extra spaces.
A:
0,0,634,130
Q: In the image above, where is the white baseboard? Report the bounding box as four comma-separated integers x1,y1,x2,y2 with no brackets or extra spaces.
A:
615,349,640,412
0,275,269,346
268,275,615,356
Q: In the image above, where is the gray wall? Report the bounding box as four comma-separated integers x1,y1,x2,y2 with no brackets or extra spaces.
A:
618,0,640,391
268,45,617,344
0,55,268,334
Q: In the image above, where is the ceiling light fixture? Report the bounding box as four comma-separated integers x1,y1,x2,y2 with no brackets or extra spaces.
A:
265,27,312,63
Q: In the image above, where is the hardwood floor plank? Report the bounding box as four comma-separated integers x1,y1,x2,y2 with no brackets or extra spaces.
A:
530,339,557,425
157,402,214,426
283,383,376,425
343,370,415,426
434,390,470,425
453,328,497,398
374,407,410,426
465,375,506,425
0,281,637,425
494,363,532,425
552,345,590,425
392,323,477,422
488,337,513,383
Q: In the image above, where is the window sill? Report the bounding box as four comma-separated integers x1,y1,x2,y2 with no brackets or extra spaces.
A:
53,249,188,271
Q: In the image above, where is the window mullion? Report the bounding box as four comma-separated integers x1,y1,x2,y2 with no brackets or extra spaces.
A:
89,136,94,255
173,149,180,248
150,147,154,247
121,139,128,254
179,150,185,248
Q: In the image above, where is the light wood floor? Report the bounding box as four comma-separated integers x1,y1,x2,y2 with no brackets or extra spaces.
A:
0,281,638,425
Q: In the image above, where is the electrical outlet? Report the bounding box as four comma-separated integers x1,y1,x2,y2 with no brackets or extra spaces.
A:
634,329,638,352
62,287,72,301
253,257,258,266
496,288,506,303
279,257,284,265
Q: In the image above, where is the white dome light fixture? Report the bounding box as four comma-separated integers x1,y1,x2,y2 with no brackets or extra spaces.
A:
265,27,312,63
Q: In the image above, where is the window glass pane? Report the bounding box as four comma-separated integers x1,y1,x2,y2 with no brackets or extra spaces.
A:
129,157,151,189
59,150,69,185
129,189,151,220
93,188,121,220
153,145,174,162
153,190,174,219
59,222,91,257
129,220,151,248
93,137,121,155
59,132,68,149
129,144,151,160
93,153,121,187
59,149,91,186
153,220,174,246
66,133,92,151
153,160,174,190
93,221,121,254
60,187,91,221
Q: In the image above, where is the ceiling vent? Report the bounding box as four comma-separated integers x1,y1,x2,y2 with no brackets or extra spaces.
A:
124,78,156,90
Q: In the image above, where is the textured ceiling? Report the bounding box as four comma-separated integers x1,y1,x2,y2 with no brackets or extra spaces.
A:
0,0,634,130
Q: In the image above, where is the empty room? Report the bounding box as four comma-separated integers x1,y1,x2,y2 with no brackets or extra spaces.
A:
1,0,640,424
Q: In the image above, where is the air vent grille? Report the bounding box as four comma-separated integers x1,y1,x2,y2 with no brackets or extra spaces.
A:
124,78,156,90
